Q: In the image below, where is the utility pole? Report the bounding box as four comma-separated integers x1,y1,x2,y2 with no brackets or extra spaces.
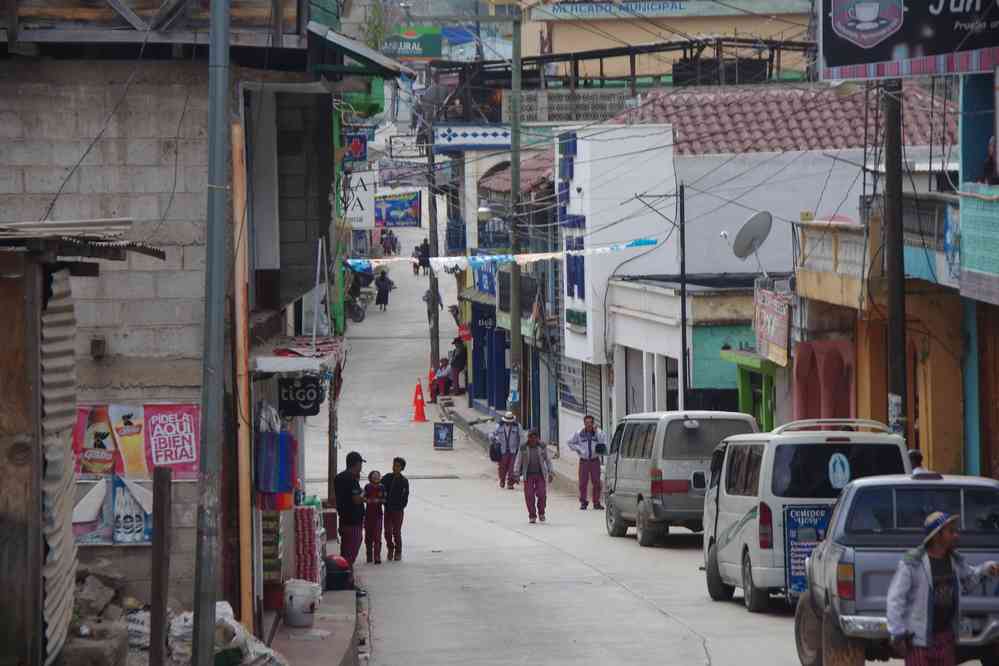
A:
508,16,523,418
884,78,907,436
192,0,229,660
427,145,441,368
679,183,688,410
474,0,484,61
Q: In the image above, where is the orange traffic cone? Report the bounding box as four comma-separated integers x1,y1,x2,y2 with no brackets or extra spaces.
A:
412,381,428,423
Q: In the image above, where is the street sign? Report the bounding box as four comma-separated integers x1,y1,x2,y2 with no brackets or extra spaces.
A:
279,377,325,417
820,0,999,80
433,422,454,450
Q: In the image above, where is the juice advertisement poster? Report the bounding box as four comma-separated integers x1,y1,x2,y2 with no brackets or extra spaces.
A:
144,404,200,479
72,405,119,478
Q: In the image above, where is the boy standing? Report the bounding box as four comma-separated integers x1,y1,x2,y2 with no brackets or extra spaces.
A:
381,457,410,561
364,470,385,564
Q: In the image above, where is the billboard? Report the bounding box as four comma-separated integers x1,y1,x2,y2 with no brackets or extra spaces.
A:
820,0,999,80
375,191,422,227
344,169,377,229
382,26,442,60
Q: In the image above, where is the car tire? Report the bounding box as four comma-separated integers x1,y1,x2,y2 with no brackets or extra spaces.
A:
706,543,734,602
821,609,863,666
742,551,770,613
794,593,823,666
636,502,663,547
605,501,628,537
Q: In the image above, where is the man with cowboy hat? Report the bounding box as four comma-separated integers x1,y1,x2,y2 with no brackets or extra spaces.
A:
490,411,522,490
887,511,999,664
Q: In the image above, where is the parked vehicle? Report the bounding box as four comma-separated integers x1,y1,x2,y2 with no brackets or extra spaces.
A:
794,473,999,666
604,411,758,547
703,419,909,613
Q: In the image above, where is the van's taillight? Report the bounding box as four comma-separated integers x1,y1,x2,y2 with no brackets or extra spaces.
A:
759,502,773,549
837,563,855,600
650,468,689,496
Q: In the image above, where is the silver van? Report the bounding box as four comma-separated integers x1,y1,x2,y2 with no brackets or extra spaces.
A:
605,411,758,546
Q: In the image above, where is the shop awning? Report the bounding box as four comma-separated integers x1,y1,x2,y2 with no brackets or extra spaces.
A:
307,21,416,78
720,348,775,372
252,336,346,375
458,287,496,307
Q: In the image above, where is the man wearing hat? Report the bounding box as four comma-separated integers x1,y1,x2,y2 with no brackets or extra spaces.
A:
334,451,367,566
887,511,999,664
490,411,522,489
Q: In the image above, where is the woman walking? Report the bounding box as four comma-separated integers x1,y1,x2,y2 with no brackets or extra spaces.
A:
375,271,394,312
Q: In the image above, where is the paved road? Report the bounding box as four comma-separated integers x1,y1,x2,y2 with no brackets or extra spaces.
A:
307,228,802,666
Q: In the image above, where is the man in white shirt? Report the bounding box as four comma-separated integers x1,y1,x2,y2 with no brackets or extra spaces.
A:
490,412,522,489
567,415,606,510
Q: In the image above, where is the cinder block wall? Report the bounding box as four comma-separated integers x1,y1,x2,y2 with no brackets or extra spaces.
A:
0,61,208,607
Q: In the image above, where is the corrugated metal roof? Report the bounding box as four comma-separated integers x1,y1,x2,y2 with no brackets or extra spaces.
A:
0,218,165,261
307,21,417,77
41,270,77,665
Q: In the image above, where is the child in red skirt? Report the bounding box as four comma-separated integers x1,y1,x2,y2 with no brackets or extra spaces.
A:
364,470,385,564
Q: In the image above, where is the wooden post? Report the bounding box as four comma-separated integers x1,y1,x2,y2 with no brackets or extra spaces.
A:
150,467,173,666
231,121,254,628
629,53,636,97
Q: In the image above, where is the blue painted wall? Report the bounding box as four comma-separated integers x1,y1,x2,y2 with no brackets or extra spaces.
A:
691,325,755,390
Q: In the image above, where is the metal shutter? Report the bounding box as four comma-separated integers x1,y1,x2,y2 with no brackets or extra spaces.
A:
41,270,78,664
583,362,602,427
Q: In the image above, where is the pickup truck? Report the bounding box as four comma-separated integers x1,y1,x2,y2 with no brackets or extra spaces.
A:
794,473,999,666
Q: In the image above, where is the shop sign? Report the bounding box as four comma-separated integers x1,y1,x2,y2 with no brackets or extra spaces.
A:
279,376,325,417
343,133,368,163
531,0,809,21
73,404,201,481
382,26,442,60
344,169,377,229
433,422,455,450
820,0,999,80
754,288,791,367
784,505,832,596
375,191,422,227
959,184,999,306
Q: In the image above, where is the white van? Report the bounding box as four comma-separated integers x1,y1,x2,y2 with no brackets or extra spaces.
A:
702,419,909,613
604,411,758,546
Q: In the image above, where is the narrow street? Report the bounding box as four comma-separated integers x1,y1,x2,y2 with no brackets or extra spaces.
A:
312,228,799,666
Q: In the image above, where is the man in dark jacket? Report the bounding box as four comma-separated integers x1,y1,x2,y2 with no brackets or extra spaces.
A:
334,451,366,566
381,456,410,561
449,337,467,393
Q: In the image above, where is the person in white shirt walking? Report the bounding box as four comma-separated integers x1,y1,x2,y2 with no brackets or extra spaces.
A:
568,415,606,510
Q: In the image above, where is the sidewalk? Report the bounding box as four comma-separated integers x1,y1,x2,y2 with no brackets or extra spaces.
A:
442,399,599,499
267,589,358,666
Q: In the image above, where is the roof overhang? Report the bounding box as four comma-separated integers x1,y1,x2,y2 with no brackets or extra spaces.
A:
0,218,165,262
307,22,416,78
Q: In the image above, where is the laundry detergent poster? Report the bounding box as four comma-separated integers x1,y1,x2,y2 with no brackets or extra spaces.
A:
73,403,201,480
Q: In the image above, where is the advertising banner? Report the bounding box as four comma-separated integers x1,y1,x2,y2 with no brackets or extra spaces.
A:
382,26,443,59
783,505,833,596
375,191,422,227
959,183,999,306
378,159,427,188
73,404,201,480
754,288,791,367
820,0,999,80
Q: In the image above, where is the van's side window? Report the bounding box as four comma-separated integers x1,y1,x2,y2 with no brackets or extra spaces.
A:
709,446,726,489
610,424,625,455
639,424,655,459
744,445,764,496
725,446,748,495
623,423,653,459
621,424,639,459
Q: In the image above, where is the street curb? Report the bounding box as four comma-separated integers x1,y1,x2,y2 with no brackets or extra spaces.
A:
443,403,578,496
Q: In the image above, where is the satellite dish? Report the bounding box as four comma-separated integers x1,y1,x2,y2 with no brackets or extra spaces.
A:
732,211,772,277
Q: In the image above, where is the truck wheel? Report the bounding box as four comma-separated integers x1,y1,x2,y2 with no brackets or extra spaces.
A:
605,502,628,537
706,543,734,602
794,593,823,666
821,610,863,666
742,551,770,613
636,502,664,547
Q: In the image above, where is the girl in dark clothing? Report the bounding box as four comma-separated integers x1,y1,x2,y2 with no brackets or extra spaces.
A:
375,271,394,312
418,239,431,276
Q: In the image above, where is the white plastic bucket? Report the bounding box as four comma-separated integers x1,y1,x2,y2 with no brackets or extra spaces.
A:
284,579,322,628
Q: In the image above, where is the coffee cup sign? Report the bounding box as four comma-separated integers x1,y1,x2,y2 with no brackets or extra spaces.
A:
279,376,325,416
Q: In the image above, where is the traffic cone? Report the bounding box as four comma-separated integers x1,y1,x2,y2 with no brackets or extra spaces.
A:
412,381,428,423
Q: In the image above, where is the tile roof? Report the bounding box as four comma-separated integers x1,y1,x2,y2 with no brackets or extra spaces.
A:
615,81,957,156
479,151,555,194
